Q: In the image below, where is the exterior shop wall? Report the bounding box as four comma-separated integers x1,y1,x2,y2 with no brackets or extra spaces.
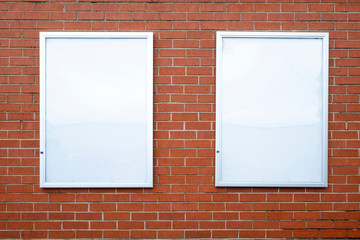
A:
1,0,359,238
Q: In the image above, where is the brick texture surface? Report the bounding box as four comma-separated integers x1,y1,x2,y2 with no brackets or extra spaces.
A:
1,0,360,239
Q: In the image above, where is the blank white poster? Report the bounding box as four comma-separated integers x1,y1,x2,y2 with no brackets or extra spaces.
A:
40,32,153,188
216,32,328,187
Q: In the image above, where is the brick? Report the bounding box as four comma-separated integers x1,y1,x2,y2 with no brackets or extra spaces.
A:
174,22,199,30
309,22,334,30
0,1,359,237
169,130,195,139
99,13,127,21
21,231,47,239
255,22,281,30
336,4,360,12
294,230,320,238
90,222,116,229
282,219,305,228
119,22,145,30
201,22,226,30
50,12,76,21
171,94,197,103
158,231,184,238
10,3,35,11
158,194,184,202
321,230,347,238
103,231,129,238
173,221,196,229
64,22,91,30
49,231,75,239
160,67,185,75
160,13,186,21
160,31,186,39
188,13,213,21
268,13,294,21
146,221,171,229
0,13,22,20
131,230,156,239
309,4,334,12
133,13,158,20
23,213,47,221
199,203,224,211
228,22,254,30
215,13,240,21
147,22,172,30
76,213,102,221
7,222,33,229
76,231,102,238
35,222,61,229
282,4,307,12
185,230,211,238
46,193,71,202
267,230,292,238
170,149,196,157
324,13,347,21
282,22,307,30
295,13,321,21
23,12,49,20
103,212,129,221
174,4,199,12
227,203,252,211
120,3,145,11
90,203,116,211
187,67,212,75
117,221,144,229
65,3,91,11
147,4,171,12
294,194,320,202
49,213,71,220
37,21,63,29
172,185,198,193
239,230,265,238
200,221,225,229
267,212,293,220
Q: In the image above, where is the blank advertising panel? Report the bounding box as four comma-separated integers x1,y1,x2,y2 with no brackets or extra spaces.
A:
216,32,328,187
40,32,153,188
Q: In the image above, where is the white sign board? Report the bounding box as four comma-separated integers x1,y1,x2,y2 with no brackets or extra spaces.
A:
40,32,153,188
216,32,328,187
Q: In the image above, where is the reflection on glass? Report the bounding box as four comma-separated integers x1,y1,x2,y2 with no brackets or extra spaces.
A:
220,37,324,184
45,38,149,183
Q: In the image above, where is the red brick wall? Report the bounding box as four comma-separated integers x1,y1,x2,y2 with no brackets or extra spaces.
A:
1,0,360,239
